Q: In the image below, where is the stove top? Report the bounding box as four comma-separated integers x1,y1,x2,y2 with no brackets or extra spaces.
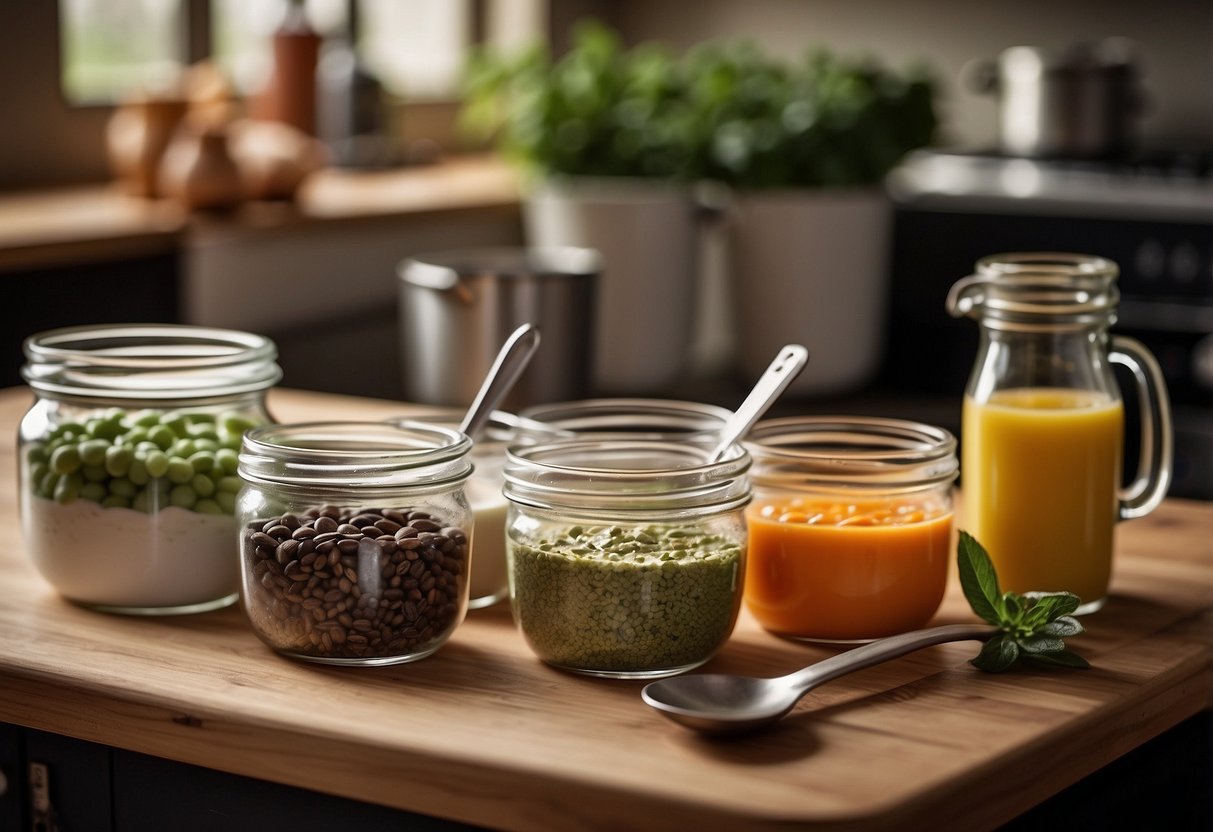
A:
888,148,1213,223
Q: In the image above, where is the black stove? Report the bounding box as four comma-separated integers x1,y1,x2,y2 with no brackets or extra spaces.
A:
885,147,1213,499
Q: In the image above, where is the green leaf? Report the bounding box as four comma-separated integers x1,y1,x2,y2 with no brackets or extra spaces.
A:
1021,591,1082,622
957,531,1003,625
1001,591,1023,626
1017,635,1065,654
970,635,1020,673
1023,649,1091,670
1041,616,1084,638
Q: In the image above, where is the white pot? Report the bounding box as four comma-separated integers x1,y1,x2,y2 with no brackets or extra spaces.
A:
524,177,699,395
729,188,892,397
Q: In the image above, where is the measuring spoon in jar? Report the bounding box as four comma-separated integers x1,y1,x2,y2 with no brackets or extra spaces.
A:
459,323,542,441
709,344,809,462
641,624,997,735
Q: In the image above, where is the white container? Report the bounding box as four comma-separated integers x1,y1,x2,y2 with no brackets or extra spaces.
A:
729,188,891,397
524,177,699,395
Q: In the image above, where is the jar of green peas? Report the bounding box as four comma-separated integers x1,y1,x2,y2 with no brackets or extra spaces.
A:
18,324,280,614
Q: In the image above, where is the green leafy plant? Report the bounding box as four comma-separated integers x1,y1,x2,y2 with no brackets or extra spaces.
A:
460,20,938,186
958,531,1091,673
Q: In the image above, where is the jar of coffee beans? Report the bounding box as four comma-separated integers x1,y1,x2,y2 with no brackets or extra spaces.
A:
237,421,474,666
504,437,751,679
18,324,280,615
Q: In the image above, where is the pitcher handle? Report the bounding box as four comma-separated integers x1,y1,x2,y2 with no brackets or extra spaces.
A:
1110,335,1173,520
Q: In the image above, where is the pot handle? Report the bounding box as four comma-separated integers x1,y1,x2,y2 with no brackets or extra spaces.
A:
1111,335,1173,521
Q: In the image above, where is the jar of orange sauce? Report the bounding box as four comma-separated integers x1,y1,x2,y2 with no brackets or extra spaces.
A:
743,417,958,643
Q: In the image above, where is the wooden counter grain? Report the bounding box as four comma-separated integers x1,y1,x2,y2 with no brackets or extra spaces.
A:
0,387,1209,831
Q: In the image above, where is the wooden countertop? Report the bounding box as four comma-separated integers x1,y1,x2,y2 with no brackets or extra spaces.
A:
0,155,520,271
0,386,1210,831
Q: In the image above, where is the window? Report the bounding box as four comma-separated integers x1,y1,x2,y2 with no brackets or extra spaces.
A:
60,0,187,103
60,0,546,106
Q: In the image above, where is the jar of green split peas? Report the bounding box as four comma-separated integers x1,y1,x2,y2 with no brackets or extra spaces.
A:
18,324,280,614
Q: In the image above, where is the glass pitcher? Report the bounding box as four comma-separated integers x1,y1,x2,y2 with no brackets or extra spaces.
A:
947,252,1172,613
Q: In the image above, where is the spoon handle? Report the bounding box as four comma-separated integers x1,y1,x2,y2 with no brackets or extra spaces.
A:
709,344,809,462
785,624,999,697
459,324,542,440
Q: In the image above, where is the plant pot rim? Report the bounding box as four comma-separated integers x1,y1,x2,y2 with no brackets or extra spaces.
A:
527,174,696,200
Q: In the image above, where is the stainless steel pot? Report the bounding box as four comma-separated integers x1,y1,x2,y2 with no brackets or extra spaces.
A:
970,38,1145,158
397,247,598,410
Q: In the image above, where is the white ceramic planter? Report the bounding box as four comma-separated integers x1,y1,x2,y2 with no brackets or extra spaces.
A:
524,177,699,395
729,188,892,397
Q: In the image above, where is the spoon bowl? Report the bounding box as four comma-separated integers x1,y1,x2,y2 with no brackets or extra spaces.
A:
642,624,997,735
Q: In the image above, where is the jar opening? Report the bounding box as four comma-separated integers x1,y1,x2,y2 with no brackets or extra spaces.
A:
746,417,958,492
515,398,731,441
240,421,473,491
946,252,1119,331
504,438,750,518
22,324,281,401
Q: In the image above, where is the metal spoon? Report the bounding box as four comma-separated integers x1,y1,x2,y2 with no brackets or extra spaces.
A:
641,624,997,735
709,344,809,462
459,324,542,441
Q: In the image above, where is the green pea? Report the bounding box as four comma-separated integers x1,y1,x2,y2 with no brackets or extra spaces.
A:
131,490,152,513
50,445,81,475
148,425,175,450
183,411,215,424
194,498,224,515
215,491,237,514
81,464,108,483
166,458,194,484
221,412,258,434
216,475,243,494
191,473,215,497
51,421,86,440
187,451,215,473
80,482,107,503
122,428,149,445
187,424,220,441
193,438,219,452
77,439,109,467
39,470,60,498
128,458,150,485
87,417,124,441
110,477,137,498
144,451,170,479
101,494,131,509
216,448,239,475
133,411,162,427
28,462,48,486
135,441,161,455
53,473,81,505
161,413,189,437
169,438,196,458
26,445,48,465
105,445,133,477
169,485,197,509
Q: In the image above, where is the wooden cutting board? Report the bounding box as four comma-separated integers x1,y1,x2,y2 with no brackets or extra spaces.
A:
0,386,1208,831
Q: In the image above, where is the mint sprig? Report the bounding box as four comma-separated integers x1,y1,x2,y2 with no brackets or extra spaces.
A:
957,531,1090,673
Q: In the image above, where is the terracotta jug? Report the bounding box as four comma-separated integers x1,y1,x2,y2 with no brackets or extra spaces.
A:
159,125,245,212
105,96,188,198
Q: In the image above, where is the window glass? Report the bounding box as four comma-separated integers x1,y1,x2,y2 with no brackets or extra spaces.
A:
60,0,186,103
359,0,470,100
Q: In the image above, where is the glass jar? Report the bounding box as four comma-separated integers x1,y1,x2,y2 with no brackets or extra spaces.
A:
503,438,750,679
947,252,1173,613
514,398,731,443
385,407,514,610
744,417,959,643
18,324,280,615
237,421,474,665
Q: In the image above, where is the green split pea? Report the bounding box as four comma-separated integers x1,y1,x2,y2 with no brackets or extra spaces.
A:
508,524,743,673
25,407,261,515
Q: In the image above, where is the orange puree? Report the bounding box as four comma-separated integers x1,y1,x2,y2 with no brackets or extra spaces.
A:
744,497,952,641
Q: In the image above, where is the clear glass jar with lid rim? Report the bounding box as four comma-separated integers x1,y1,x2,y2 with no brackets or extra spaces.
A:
237,420,474,666
18,323,280,615
504,436,751,679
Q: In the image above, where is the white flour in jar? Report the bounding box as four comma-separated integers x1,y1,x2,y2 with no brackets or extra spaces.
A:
465,477,508,605
22,497,239,609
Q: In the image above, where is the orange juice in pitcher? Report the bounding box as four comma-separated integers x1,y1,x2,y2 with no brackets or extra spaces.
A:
948,253,1172,613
